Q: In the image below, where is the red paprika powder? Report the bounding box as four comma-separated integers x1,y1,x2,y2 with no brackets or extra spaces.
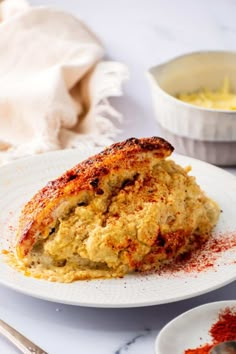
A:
184,344,213,354
184,307,236,354
210,308,236,343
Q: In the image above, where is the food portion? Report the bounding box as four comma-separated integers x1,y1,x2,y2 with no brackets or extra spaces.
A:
14,137,220,282
177,77,236,110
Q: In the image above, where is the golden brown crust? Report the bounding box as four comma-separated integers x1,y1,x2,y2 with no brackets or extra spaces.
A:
16,137,174,257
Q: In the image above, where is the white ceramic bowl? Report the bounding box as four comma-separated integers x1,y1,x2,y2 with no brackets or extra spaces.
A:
155,300,236,354
147,51,236,165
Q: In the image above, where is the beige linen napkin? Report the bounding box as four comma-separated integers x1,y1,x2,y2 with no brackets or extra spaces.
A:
0,0,129,164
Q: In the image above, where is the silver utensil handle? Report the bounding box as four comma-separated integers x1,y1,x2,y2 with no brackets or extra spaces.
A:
0,319,48,354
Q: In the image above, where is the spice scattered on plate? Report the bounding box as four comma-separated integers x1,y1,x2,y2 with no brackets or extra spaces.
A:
154,231,236,277
177,77,236,110
184,306,236,353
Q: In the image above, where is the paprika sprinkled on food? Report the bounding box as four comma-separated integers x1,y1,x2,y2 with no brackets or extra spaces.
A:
184,307,236,354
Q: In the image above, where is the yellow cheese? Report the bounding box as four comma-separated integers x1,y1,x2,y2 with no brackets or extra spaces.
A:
177,77,236,110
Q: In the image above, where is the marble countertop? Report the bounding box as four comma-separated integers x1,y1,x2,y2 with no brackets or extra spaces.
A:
1,0,236,353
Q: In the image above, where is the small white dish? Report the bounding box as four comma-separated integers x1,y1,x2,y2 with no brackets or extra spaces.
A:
147,51,236,165
155,300,236,354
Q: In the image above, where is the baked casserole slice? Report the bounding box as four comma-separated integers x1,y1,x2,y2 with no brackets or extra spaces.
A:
15,137,220,282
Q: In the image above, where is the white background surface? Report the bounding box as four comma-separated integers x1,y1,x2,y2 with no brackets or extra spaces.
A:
0,1,236,353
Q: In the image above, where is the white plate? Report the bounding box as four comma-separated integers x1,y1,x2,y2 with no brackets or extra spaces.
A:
155,300,236,353
0,148,235,308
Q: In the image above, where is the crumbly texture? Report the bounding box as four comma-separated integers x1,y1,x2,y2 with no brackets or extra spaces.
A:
14,137,220,282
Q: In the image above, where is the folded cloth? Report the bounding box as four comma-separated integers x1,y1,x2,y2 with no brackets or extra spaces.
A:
0,0,129,164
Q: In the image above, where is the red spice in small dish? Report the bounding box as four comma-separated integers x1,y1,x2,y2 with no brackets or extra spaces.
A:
184,344,213,354
184,307,236,354
210,307,236,343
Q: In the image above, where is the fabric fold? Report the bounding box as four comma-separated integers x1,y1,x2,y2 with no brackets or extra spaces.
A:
0,1,129,164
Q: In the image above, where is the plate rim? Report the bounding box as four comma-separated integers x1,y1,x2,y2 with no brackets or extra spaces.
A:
0,270,235,308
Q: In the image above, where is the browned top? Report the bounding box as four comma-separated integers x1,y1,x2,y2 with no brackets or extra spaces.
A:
16,137,174,257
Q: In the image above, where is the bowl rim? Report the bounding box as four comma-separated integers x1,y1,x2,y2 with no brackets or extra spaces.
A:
148,50,236,115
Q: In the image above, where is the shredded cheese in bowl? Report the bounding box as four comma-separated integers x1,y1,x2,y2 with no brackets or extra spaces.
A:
177,77,236,110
